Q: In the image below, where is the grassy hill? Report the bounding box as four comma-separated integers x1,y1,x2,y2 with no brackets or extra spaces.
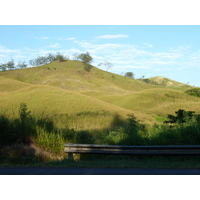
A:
0,60,200,130
139,76,192,91
0,60,154,93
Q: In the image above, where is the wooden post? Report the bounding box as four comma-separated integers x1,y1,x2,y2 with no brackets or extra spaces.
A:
68,153,73,161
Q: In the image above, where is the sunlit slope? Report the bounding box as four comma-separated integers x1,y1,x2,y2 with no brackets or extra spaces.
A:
97,88,200,119
0,76,30,93
0,60,155,94
0,85,143,130
0,60,199,126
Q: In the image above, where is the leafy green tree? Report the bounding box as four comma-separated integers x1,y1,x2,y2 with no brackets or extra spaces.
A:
125,72,134,79
29,59,36,67
0,63,7,71
54,52,67,62
6,59,15,70
17,61,27,69
77,52,93,72
47,53,56,63
77,51,93,64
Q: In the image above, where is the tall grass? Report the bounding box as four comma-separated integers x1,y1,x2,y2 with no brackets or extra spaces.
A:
0,103,65,153
34,128,64,154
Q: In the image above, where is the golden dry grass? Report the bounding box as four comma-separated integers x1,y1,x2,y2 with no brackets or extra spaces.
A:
0,60,199,129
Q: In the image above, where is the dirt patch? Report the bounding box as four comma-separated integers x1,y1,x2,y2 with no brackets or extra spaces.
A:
0,142,64,161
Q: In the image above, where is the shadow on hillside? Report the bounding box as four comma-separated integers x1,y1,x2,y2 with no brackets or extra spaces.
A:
2,109,200,164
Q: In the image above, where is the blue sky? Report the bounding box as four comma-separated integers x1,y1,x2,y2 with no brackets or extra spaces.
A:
1,25,200,86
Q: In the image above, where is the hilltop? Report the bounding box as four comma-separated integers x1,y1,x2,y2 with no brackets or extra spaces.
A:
0,60,154,94
139,76,192,90
0,60,199,130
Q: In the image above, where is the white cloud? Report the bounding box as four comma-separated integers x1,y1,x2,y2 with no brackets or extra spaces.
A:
48,43,60,48
152,52,184,59
74,40,189,73
33,36,49,40
96,34,129,39
59,37,76,41
143,43,154,48
123,65,151,69
41,37,49,40
0,45,20,53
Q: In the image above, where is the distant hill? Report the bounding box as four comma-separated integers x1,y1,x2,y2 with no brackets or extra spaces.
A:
139,76,192,90
0,60,200,130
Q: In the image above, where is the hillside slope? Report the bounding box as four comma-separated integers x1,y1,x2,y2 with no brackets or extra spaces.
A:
0,60,155,94
0,60,199,129
0,76,30,93
0,84,138,129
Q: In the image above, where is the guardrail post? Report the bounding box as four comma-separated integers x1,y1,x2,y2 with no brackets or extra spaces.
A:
68,153,73,161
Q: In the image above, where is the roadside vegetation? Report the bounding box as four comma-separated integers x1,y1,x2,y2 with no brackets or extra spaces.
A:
1,103,200,166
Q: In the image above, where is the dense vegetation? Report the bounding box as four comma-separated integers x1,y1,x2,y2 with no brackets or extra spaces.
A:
1,104,200,149
1,103,200,165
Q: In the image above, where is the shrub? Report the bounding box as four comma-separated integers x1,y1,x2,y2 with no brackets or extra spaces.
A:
185,88,200,97
105,128,126,145
164,109,198,125
124,72,134,79
54,52,66,62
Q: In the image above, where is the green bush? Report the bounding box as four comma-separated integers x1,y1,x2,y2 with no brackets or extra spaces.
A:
0,103,36,144
54,52,67,62
185,88,200,97
105,128,126,145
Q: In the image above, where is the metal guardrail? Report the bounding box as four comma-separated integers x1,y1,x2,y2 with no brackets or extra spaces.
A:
64,143,200,160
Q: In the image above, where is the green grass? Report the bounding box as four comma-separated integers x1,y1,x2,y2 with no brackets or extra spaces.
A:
34,128,64,154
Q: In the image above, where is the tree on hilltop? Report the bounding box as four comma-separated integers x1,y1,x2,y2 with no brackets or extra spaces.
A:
17,61,27,69
0,63,7,71
77,51,93,65
6,59,15,70
125,72,135,79
77,51,93,72
0,59,15,71
54,52,67,62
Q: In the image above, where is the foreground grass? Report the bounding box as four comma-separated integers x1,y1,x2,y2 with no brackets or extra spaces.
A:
2,154,200,169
